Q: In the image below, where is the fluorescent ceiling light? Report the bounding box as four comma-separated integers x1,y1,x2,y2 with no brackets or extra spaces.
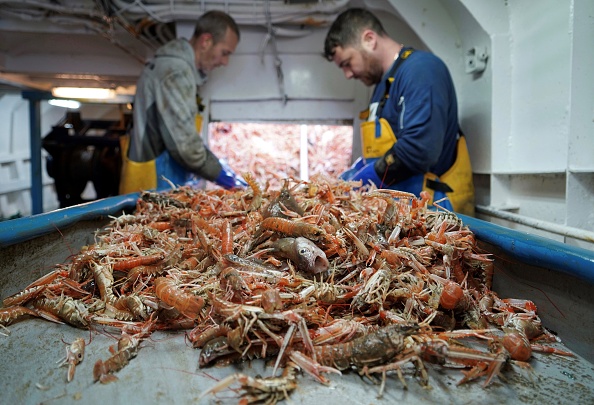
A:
52,87,115,99
48,99,81,109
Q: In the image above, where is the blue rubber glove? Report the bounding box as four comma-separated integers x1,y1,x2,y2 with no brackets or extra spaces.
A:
214,160,248,189
349,161,384,188
340,157,377,181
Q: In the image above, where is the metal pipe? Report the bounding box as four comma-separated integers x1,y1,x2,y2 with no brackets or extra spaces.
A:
475,204,594,243
108,0,349,25
28,97,43,215
22,90,53,215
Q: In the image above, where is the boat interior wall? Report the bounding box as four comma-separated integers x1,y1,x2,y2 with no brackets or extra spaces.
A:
0,0,593,250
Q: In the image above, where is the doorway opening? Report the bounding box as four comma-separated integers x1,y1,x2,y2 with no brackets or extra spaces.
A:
208,122,353,189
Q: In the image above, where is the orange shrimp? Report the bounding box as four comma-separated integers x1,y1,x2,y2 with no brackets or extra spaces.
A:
32,296,89,328
127,263,166,280
192,215,220,238
122,263,168,293
220,219,234,256
501,298,538,313
68,247,98,282
380,249,402,266
502,331,531,361
92,262,116,304
260,288,283,314
259,217,326,241
426,220,449,244
450,257,470,286
93,334,139,384
178,256,200,270
219,267,251,302
0,306,39,327
104,303,136,322
122,295,149,320
58,337,86,382
189,324,231,348
244,172,263,211
380,248,428,273
111,252,165,272
439,280,464,310
317,183,335,204
439,344,507,387
148,221,173,231
154,277,204,319
530,344,574,357
2,285,47,308
3,269,67,307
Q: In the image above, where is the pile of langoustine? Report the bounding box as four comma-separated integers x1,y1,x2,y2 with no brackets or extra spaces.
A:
0,176,573,403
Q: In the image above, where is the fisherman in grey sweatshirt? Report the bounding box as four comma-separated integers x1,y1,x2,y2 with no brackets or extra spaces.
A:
120,10,246,193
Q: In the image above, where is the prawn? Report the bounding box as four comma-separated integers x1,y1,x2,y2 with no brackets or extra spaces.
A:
154,277,204,319
244,172,263,211
93,333,139,384
111,251,165,272
311,323,420,371
259,217,326,241
220,219,234,256
147,221,173,232
125,263,167,285
0,306,39,335
260,288,283,314
57,337,85,382
2,269,65,307
92,262,116,304
200,361,300,405
33,296,89,328
219,267,251,302
287,323,420,386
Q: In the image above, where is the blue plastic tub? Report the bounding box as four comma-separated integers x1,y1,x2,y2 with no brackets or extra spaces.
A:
1,194,593,404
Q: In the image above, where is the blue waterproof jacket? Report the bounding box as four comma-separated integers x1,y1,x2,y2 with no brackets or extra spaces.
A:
369,49,459,177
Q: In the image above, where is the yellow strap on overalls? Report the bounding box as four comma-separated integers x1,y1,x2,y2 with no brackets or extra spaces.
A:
435,135,475,215
118,135,157,195
119,94,204,195
360,118,397,159
357,47,474,214
360,48,415,159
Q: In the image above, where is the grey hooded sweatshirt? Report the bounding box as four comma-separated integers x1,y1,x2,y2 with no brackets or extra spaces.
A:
128,38,222,181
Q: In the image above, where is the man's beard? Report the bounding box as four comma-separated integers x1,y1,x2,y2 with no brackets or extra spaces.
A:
360,51,384,86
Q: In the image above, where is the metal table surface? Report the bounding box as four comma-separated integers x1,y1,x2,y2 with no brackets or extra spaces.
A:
1,195,594,404
1,318,592,405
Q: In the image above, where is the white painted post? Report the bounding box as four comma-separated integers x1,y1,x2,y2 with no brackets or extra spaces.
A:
300,124,308,181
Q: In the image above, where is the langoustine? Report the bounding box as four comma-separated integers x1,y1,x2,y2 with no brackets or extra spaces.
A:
0,177,574,402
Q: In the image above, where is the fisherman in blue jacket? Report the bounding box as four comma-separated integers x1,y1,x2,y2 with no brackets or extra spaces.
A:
324,8,474,215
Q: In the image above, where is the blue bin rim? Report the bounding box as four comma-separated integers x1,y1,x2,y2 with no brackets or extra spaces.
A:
1,197,592,284
0,193,139,248
458,213,594,284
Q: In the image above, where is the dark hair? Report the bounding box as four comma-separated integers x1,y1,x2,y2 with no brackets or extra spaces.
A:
324,8,386,60
193,10,240,43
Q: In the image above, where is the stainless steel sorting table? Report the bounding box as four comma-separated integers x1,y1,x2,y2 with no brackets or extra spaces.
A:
1,194,593,405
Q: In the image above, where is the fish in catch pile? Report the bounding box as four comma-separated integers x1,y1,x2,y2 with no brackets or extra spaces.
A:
0,176,574,403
